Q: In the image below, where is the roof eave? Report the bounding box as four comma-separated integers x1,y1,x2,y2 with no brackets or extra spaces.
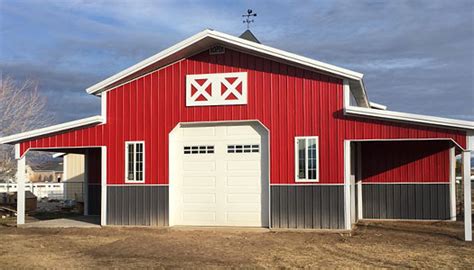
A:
0,115,105,145
344,106,474,131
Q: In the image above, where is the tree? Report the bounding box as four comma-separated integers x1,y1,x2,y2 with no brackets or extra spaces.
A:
0,76,54,181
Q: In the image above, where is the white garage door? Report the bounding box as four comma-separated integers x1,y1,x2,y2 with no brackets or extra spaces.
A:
171,123,268,227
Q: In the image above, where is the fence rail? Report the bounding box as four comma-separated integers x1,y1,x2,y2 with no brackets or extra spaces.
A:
0,182,85,201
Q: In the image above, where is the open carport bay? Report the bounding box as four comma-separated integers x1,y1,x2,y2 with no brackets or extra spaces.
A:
0,221,472,268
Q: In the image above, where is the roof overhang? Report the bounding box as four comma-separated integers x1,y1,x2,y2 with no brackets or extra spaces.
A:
0,115,104,145
85,29,369,106
344,106,474,131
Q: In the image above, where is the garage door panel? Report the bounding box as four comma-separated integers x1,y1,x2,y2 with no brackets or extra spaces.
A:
183,212,216,223
227,193,260,203
227,160,260,171
183,193,216,203
226,125,260,136
183,176,216,187
183,161,216,171
227,176,260,187
182,127,216,137
226,212,261,223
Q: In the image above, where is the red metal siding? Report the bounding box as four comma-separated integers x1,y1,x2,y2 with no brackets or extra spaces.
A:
19,48,467,185
361,141,451,183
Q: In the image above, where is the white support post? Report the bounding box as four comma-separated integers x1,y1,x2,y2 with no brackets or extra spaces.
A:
449,146,456,221
462,149,472,241
357,143,363,220
344,140,351,230
15,144,26,225
100,147,107,226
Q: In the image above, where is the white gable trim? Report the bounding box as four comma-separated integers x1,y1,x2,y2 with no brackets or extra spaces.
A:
186,72,248,106
0,115,104,144
344,105,474,130
86,29,364,95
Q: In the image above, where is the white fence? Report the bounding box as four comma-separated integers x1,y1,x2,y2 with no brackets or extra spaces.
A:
0,183,63,200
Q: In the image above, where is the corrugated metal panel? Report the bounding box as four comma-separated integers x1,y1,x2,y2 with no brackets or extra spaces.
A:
19,47,467,186
362,184,450,220
106,186,168,226
271,185,344,229
361,141,450,183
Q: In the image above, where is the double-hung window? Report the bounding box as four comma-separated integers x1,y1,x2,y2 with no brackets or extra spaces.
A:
295,137,319,182
125,141,145,183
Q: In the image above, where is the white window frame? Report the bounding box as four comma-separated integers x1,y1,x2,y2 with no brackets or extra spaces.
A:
294,136,320,182
125,141,145,183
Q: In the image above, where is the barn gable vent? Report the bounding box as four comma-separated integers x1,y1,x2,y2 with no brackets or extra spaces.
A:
239,30,260,44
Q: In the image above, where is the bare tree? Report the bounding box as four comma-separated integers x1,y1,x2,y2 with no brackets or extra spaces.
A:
0,76,54,181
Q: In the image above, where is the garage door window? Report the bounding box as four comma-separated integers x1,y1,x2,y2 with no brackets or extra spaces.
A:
125,141,145,183
295,137,319,182
228,144,259,153
184,145,214,154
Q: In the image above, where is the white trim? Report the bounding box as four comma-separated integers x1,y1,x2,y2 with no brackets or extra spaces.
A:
356,144,363,220
294,136,320,183
343,79,350,108
16,154,26,225
0,115,104,145
100,146,107,226
186,72,248,106
14,144,21,160
124,141,145,184
449,147,456,221
369,102,387,110
344,105,474,131
462,149,472,241
86,29,364,95
468,131,474,151
343,140,351,230
100,91,107,122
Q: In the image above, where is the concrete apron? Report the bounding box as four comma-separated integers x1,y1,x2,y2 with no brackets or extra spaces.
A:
20,216,100,228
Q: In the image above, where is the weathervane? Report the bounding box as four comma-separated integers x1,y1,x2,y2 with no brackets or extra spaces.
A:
242,9,257,29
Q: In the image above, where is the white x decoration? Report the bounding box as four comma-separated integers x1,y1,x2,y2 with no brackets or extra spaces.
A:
186,72,248,106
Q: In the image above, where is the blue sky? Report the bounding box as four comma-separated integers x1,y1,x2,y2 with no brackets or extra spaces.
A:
1,0,473,123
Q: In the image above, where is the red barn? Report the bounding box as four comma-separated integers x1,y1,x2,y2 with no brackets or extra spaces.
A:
1,29,473,239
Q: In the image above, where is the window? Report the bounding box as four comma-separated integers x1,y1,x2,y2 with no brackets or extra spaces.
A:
184,145,214,154
295,137,319,182
125,141,145,183
227,144,259,153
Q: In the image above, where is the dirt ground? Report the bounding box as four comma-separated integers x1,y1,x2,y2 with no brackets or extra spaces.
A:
0,220,472,269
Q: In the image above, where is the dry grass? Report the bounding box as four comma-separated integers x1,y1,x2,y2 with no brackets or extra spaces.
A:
0,220,472,269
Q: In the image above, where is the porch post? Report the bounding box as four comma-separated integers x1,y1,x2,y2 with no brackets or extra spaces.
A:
449,146,456,221
462,149,472,241
15,144,26,225
344,140,351,230
357,143,363,220
100,146,107,226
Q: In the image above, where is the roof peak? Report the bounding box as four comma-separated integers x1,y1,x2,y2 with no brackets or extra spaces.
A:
239,29,260,44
